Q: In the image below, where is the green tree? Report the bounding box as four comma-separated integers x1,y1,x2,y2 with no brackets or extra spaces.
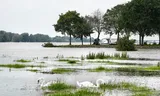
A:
54,11,82,45
73,17,93,45
103,4,125,42
119,0,159,45
92,9,104,45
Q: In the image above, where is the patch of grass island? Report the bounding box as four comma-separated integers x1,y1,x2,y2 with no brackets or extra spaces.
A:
0,64,45,68
51,68,76,74
15,59,31,63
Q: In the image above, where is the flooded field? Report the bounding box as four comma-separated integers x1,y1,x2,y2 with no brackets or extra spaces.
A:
0,43,160,96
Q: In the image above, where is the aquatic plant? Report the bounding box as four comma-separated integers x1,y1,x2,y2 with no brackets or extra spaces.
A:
46,89,101,96
81,55,85,60
26,69,39,72
67,60,77,64
15,59,31,63
0,64,45,68
47,81,75,91
158,62,160,67
89,66,112,72
86,53,96,59
99,82,153,96
51,68,76,74
96,52,106,59
86,52,129,60
58,59,77,64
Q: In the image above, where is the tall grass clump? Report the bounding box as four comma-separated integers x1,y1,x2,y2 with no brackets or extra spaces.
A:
86,53,96,59
67,60,77,64
81,55,85,60
158,62,160,67
121,52,129,59
116,36,136,51
48,82,75,91
96,52,106,59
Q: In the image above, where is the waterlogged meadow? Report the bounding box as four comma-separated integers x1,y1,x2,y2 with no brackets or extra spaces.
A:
0,43,160,96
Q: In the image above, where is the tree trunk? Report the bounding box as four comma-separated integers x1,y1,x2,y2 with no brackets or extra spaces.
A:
117,32,120,42
90,35,91,45
69,34,71,45
81,35,83,45
142,35,144,46
139,34,141,45
159,32,160,45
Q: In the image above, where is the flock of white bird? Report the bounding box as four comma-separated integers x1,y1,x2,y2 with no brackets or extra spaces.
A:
37,77,105,88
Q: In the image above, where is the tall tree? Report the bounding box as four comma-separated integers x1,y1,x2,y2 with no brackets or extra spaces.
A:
92,9,104,45
119,0,159,45
54,11,81,45
73,17,93,45
103,4,125,42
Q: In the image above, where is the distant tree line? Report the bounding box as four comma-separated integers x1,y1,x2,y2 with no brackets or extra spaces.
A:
54,0,160,46
0,30,93,42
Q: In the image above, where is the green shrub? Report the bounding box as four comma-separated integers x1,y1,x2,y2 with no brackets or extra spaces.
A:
116,36,136,51
42,42,54,47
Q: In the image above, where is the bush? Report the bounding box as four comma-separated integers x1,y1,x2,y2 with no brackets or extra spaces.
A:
42,42,54,47
116,36,136,51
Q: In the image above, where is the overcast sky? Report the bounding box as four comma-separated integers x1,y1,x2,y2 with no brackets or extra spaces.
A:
0,0,132,38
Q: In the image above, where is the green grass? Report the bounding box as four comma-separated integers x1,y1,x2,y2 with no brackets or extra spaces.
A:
89,66,112,72
46,89,101,96
0,64,45,68
99,82,153,96
58,59,78,64
26,69,39,72
86,52,129,60
115,66,160,76
47,82,75,91
51,68,76,74
15,59,31,63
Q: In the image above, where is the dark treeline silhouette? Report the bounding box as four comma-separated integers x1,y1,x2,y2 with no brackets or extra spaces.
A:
0,30,94,42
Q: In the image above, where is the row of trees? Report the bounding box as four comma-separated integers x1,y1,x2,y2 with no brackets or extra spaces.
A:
54,0,160,46
0,30,93,42
0,30,51,42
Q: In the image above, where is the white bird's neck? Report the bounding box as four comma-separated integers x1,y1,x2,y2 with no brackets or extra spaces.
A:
76,81,81,87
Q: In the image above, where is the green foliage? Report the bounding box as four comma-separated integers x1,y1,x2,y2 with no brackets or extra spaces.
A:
15,59,31,63
51,68,75,74
96,52,106,59
42,42,54,47
116,36,136,51
47,82,75,91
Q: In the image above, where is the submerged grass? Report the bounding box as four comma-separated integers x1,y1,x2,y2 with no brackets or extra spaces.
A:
100,82,153,96
89,66,112,72
0,64,45,68
51,68,76,74
15,59,31,63
58,59,78,64
46,89,101,96
26,69,39,72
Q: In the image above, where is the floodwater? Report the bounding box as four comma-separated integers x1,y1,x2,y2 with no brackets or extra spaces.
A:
0,42,160,96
